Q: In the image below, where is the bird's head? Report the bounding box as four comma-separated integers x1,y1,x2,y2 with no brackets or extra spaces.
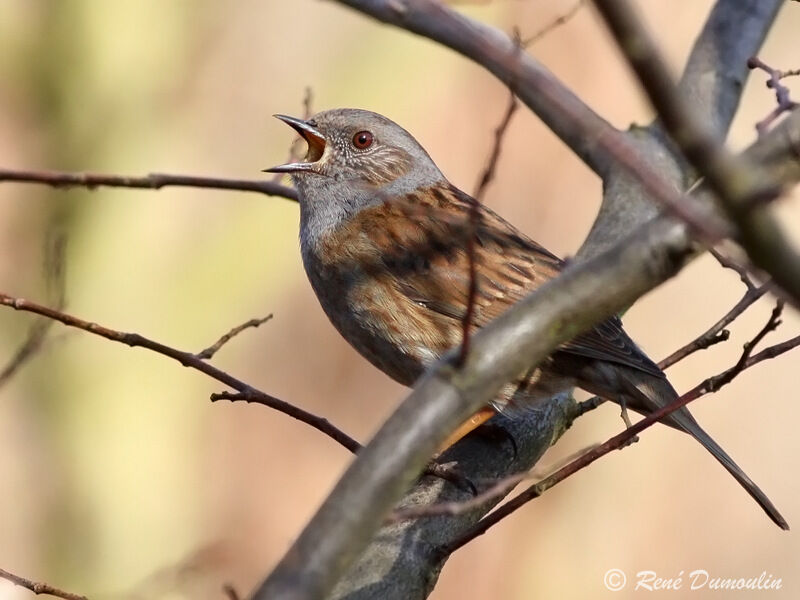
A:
265,108,445,202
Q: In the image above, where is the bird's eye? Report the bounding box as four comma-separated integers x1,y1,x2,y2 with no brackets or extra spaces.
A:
352,130,373,150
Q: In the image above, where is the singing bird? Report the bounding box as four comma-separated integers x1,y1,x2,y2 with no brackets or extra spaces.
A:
267,108,787,529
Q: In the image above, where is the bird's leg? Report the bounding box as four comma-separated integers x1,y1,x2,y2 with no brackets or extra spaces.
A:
618,397,639,446
437,406,498,453
419,406,500,495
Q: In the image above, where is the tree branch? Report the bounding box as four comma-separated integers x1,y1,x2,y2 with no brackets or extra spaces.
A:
447,301,793,552
334,0,617,175
0,567,88,600
0,168,298,201
580,0,782,256
592,0,800,307
0,293,360,454
195,315,274,360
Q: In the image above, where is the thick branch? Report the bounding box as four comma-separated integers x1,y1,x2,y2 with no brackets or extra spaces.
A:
581,0,782,256
593,0,800,306
334,0,616,175
252,100,800,600
678,0,783,136
275,3,799,599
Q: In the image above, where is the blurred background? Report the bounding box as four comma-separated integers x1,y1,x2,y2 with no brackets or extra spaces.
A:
0,1,799,598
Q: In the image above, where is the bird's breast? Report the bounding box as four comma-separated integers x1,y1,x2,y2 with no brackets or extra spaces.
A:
300,225,454,386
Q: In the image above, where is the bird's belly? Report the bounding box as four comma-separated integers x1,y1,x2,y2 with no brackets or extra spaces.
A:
303,255,454,387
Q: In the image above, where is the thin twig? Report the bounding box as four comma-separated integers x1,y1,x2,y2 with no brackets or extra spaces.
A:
709,247,758,291
0,293,360,454
458,89,519,366
446,301,790,552
747,56,799,136
196,315,273,360
0,567,88,600
0,168,298,201
659,284,768,369
522,0,586,47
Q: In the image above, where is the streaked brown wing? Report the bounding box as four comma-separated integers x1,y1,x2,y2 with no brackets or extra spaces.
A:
380,184,664,378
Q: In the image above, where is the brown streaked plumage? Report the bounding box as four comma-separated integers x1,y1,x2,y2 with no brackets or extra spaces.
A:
266,108,787,529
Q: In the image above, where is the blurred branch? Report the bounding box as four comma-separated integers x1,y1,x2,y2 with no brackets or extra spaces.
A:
335,1,727,243
0,292,360,454
709,247,759,291
335,0,617,175
592,0,800,307
0,168,298,201
196,315,274,360
678,0,782,136
581,0,782,256
0,567,88,600
747,56,799,136
0,229,67,388
447,300,793,551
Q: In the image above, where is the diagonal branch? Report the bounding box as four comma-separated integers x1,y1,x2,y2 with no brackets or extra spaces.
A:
0,293,360,454
447,301,792,552
195,315,274,360
334,0,616,175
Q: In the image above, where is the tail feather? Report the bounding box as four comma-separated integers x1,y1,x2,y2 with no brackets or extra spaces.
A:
617,370,788,530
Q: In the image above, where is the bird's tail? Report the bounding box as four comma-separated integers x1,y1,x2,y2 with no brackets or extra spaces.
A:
591,364,788,530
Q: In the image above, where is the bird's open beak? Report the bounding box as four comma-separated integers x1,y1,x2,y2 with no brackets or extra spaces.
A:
263,114,326,173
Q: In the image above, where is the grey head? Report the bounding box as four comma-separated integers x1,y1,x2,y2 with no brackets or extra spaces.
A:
265,108,446,243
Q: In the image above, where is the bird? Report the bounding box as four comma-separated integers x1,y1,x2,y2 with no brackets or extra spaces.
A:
266,107,787,529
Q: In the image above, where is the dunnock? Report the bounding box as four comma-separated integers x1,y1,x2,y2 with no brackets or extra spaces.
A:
267,108,786,529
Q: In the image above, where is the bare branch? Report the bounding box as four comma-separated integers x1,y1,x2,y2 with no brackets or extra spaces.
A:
592,0,800,307
336,1,728,243
0,168,298,201
709,247,758,291
447,301,791,552
521,0,586,47
0,293,359,454
335,0,616,175
581,0,782,257
0,229,68,388
459,92,518,365
0,567,88,600
678,0,782,136
209,391,361,454
387,472,526,522
659,283,768,369
196,315,274,360
747,56,799,136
